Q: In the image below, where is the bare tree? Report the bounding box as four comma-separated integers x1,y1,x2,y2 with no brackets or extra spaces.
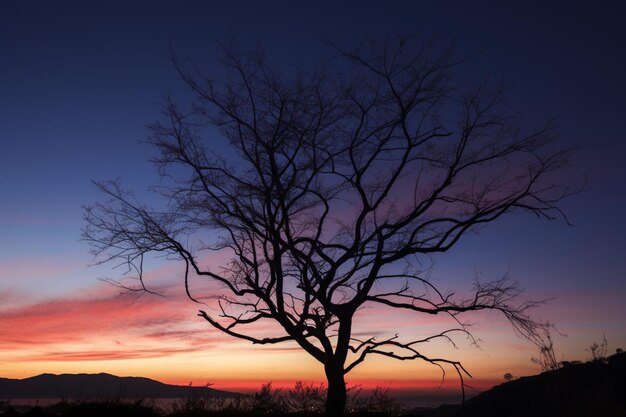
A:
587,334,609,362
531,325,562,372
83,36,571,415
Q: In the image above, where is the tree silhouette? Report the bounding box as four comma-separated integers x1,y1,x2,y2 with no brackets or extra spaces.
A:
531,324,561,372
84,36,571,415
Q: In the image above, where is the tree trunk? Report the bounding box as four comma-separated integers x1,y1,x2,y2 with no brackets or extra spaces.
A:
325,362,347,416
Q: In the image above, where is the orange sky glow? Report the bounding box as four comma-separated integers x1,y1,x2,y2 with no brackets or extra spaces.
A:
1,269,616,396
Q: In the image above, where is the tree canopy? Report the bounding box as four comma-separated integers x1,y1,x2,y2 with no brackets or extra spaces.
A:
84,36,571,415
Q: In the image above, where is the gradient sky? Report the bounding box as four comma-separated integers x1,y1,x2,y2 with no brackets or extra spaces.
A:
1,0,625,397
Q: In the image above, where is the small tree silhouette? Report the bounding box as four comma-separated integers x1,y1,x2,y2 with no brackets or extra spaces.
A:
587,334,609,362
247,383,287,414
288,381,326,413
531,325,561,372
354,386,401,415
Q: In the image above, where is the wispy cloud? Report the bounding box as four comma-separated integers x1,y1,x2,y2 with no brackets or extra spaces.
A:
0,284,219,361
19,347,204,362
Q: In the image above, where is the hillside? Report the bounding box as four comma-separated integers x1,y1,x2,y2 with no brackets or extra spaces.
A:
0,373,238,400
427,352,626,417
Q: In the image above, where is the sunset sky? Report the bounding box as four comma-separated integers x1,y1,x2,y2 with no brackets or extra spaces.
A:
1,1,625,397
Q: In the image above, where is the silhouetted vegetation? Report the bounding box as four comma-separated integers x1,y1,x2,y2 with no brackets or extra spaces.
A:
0,401,160,417
530,324,562,372
446,350,626,417
0,382,407,416
3,351,626,416
586,334,609,362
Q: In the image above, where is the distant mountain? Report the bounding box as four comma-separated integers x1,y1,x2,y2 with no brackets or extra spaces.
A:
0,373,239,400
421,351,626,417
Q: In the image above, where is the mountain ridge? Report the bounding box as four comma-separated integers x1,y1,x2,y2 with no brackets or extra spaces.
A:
0,372,240,400
420,351,626,417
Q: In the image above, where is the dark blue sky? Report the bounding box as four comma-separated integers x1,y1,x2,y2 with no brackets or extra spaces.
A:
1,0,625,366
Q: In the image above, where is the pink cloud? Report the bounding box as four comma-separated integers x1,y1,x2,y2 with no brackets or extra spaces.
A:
19,347,204,362
0,245,303,365
0,284,220,361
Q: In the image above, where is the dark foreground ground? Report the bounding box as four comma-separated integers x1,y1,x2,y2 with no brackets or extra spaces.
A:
0,400,424,417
